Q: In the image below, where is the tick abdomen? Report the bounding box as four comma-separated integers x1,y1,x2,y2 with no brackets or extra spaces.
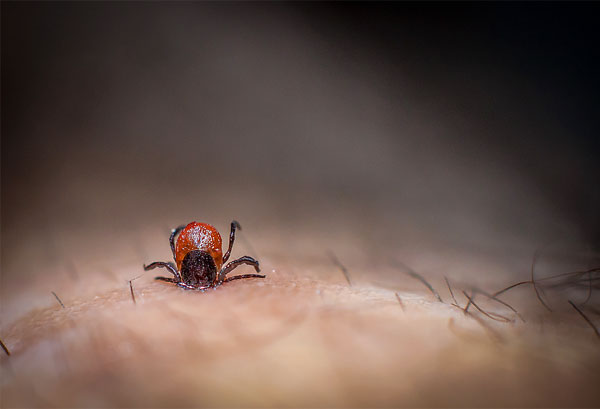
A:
180,250,218,287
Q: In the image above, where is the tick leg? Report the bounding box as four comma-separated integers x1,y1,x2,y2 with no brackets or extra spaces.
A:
155,276,178,284
169,225,187,261
144,261,181,282
223,220,241,263
223,274,266,283
219,256,260,282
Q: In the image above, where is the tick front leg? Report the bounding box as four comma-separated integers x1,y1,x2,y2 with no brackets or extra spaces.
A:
144,261,181,282
223,220,241,263
155,276,178,284
218,256,260,282
223,273,266,283
169,225,187,261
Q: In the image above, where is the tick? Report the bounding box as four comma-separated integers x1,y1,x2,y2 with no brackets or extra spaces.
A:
144,221,265,290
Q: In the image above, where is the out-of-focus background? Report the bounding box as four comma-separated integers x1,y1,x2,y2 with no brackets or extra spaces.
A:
2,3,600,407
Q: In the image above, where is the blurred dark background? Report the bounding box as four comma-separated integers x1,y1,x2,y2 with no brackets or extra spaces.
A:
2,2,600,280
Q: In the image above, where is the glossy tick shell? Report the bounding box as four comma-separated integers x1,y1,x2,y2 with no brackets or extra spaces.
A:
144,220,263,290
175,222,224,271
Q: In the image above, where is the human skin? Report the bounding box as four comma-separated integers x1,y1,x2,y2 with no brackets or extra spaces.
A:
1,180,599,407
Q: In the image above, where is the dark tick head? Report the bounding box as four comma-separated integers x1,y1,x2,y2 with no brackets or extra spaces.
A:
180,250,218,287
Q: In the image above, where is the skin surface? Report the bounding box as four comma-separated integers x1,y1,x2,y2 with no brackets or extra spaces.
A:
1,178,599,407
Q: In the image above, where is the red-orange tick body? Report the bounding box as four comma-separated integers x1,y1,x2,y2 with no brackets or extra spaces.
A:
144,221,264,290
